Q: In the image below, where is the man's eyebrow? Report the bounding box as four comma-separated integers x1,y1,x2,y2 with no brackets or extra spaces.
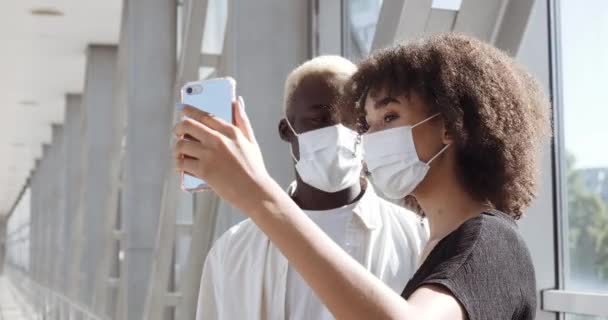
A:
309,104,332,110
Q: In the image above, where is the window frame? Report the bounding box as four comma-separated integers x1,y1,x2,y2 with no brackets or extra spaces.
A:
541,0,608,317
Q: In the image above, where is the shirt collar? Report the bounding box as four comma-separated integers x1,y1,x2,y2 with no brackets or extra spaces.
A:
286,180,380,231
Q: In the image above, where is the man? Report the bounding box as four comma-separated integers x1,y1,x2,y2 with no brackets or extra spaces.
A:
196,56,427,320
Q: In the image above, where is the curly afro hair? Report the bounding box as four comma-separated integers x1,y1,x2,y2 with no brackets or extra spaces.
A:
340,33,551,219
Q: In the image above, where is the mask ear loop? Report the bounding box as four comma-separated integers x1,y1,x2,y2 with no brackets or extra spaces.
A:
353,134,362,158
284,116,299,162
290,149,298,162
285,116,298,136
409,112,445,165
409,112,447,164
411,113,441,129
352,86,369,158
427,144,450,165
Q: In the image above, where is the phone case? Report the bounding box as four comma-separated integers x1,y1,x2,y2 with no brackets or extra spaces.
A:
179,77,236,192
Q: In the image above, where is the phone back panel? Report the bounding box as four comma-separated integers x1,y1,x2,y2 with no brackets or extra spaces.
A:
180,77,235,191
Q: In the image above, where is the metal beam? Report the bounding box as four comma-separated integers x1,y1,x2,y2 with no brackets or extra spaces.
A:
28,163,40,311
82,41,123,315
78,43,123,318
38,143,51,314
178,0,210,84
165,292,182,308
175,223,192,235
515,1,556,319
63,94,87,304
453,0,536,54
119,0,177,319
40,144,51,290
371,0,406,50
371,0,535,56
3,176,31,221
199,53,221,68
174,193,218,320
143,0,208,318
543,290,608,317
493,0,536,55
94,5,129,318
50,123,66,319
315,0,342,56
61,94,81,298
425,9,457,34
452,0,505,42
77,45,119,310
372,0,433,51
209,0,304,240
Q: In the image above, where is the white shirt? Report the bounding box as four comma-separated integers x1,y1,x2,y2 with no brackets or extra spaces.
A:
196,182,428,320
285,203,355,319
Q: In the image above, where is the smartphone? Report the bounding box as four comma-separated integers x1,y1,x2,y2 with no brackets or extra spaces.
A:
179,77,235,192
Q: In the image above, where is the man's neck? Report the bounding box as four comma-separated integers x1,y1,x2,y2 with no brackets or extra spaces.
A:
291,175,364,211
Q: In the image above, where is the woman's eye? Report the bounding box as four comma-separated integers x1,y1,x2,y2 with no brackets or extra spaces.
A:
383,113,399,123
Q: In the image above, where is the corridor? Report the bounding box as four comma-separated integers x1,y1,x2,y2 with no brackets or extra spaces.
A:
0,276,31,320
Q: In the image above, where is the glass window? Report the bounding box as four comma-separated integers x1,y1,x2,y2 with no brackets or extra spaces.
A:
431,0,462,11
199,0,227,79
201,0,228,55
174,191,193,286
343,0,383,61
177,0,185,57
559,0,608,296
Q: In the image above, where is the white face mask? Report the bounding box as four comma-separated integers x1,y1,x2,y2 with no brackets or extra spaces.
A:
362,113,449,199
286,119,363,193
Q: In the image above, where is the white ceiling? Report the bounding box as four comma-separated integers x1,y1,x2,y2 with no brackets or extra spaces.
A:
0,0,122,215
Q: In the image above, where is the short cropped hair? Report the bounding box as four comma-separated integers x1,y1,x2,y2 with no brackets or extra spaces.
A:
340,33,551,219
283,55,357,112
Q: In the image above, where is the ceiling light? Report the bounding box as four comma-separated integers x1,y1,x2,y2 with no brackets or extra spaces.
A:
30,7,64,17
19,100,39,107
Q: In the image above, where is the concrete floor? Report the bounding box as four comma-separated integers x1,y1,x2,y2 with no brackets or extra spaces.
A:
0,276,31,320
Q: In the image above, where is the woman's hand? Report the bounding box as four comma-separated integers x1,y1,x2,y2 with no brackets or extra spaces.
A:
173,97,272,212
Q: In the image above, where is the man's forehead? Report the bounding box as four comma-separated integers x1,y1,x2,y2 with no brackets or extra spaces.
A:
292,73,341,98
287,97,335,118
288,74,343,112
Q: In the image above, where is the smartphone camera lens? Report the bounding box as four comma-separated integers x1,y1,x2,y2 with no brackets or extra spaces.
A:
186,87,193,94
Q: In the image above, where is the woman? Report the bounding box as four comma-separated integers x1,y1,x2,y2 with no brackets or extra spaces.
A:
174,33,550,319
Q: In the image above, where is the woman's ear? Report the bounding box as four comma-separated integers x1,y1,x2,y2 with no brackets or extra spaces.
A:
441,120,454,145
